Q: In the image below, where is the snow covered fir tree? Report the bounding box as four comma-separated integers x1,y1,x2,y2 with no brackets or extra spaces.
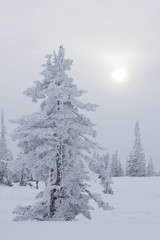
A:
0,110,13,186
89,152,113,194
126,121,146,177
110,150,123,177
12,153,32,186
11,46,112,221
146,156,156,176
99,153,113,194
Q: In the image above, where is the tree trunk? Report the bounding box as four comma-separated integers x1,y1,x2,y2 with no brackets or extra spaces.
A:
55,144,62,185
49,95,63,218
36,180,39,189
19,169,24,186
50,143,62,217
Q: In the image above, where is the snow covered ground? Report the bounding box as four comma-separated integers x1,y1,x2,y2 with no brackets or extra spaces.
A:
0,177,160,240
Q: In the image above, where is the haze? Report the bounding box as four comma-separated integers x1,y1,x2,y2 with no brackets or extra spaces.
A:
0,0,160,168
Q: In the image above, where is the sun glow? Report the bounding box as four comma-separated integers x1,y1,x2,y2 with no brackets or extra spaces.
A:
113,68,126,82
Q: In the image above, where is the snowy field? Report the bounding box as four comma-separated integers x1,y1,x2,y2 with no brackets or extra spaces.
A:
0,177,160,240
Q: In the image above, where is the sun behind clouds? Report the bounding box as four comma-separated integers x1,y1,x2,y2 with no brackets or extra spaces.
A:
113,68,126,82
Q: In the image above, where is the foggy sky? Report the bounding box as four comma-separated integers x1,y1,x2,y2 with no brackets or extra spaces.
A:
0,0,160,169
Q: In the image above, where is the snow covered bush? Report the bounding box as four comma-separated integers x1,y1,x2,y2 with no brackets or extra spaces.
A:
11,46,112,221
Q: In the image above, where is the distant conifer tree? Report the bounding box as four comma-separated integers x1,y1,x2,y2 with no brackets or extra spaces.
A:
0,110,13,186
127,121,146,176
146,156,156,176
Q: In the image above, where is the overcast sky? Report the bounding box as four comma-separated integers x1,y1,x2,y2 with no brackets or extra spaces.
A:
0,0,160,168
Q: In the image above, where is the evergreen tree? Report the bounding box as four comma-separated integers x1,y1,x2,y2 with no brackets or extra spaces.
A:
146,156,156,176
127,121,146,176
110,150,123,177
99,153,113,194
118,160,124,176
12,46,112,221
12,153,31,186
0,110,13,186
89,152,113,194
110,150,119,177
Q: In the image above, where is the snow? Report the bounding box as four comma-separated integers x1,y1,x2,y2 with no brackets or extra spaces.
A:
0,177,160,240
